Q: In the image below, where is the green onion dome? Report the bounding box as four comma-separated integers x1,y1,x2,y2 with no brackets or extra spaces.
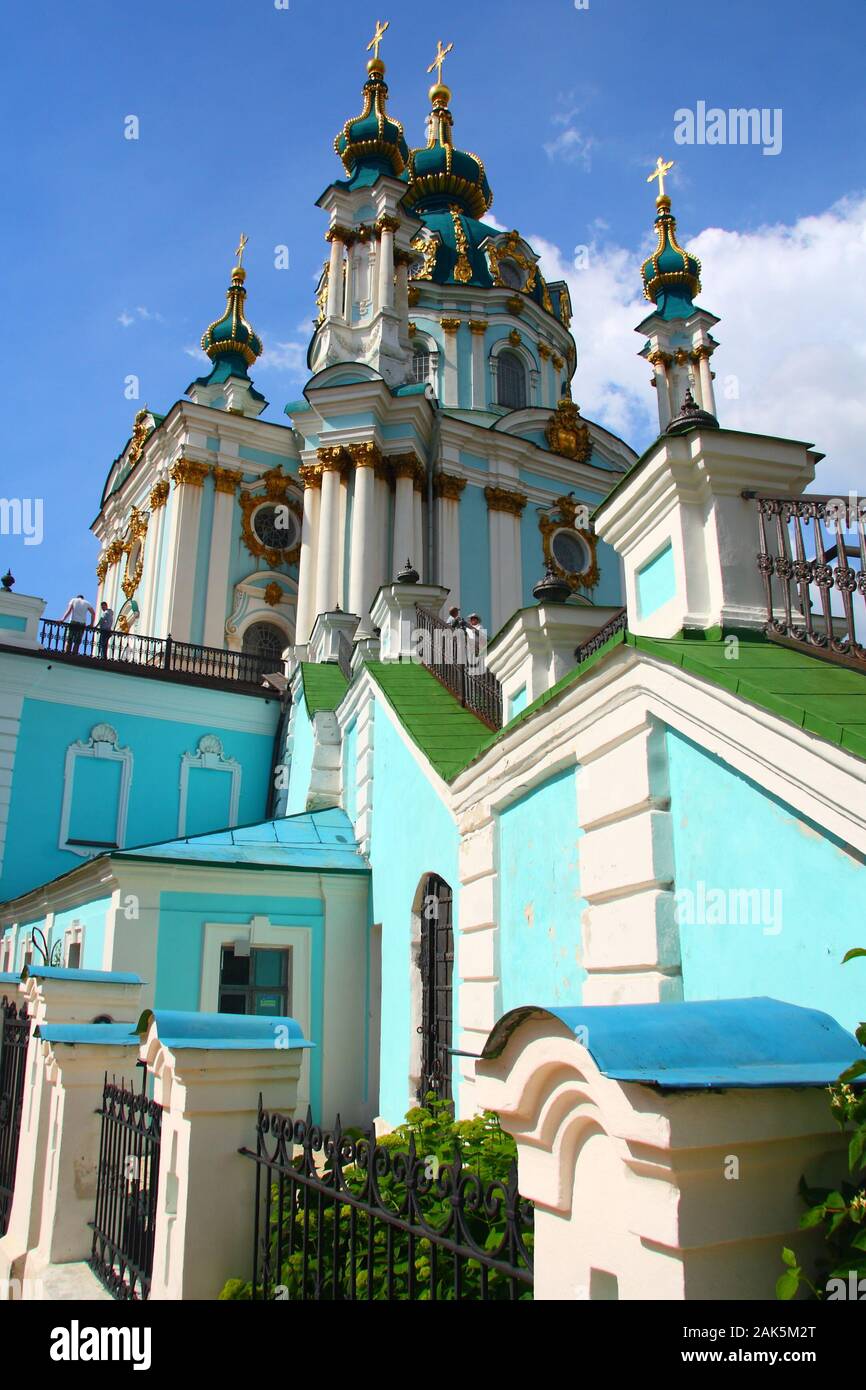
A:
334,57,410,181
200,264,263,376
641,194,702,321
404,82,493,221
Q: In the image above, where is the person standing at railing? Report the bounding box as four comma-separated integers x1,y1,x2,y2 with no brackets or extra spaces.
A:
96,601,115,661
60,593,95,654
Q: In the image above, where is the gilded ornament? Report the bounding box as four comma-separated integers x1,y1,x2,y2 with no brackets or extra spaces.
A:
213,466,244,496
441,317,462,334
408,285,421,307
484,485,527,517
316,446,351,475
298,463,324,491
150,479,170,510
487,231,538,293
538,342,552,360
538,493,600,593
264,582,284,608
171,459,210,489
545,396,592,465
349,442,383,470
449,206,473,284
389,452,426,488
509,329,522,347
96,555,110,583
552,354,564,371
434,473,467,502
106,540,125,566
126,409,153,471
506,295,523,316
468,319,488,335
410,233,439,281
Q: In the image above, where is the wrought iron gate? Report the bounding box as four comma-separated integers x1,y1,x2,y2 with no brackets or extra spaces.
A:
88,1068,162,1300
418,875,454,1102
0,996,30,1237
240,1103,533,1301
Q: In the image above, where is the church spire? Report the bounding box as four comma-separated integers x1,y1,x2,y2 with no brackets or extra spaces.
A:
189,241,267,416
334,21,409,182
640,159,702,320
404,40,493,220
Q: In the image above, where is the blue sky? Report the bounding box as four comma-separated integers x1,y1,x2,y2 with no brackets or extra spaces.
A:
3,0,865,615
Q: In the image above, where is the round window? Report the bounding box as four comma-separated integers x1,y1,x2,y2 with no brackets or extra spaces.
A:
252,504,299,553
551,528,590,577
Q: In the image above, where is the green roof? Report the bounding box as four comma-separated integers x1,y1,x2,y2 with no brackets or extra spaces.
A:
300,663,350,714
364,661,494,781
630,630,866,761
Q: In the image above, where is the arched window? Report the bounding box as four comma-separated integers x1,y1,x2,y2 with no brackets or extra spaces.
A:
242,622,285,662
499,259,523,290
497,351,527,410
412,344,431,385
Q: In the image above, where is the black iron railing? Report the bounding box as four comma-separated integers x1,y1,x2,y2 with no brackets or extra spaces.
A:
89,1069,162,1301
414,606,503,730
240,1103,533,1301
0,997,30,1237
744,493,866,669
575,607,628,664
36,619,279,693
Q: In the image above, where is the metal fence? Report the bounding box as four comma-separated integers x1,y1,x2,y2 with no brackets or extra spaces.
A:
414,606,503,730
37,620,279,693
240,1103,534,1301
89,1069,162,1301
744,492,866,668
575,607,628,664
0,997,30,1237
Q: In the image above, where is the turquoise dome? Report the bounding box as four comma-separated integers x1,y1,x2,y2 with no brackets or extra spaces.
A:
641,196,702,321
200,266,263,376
334,59,409,181
404,84,492,221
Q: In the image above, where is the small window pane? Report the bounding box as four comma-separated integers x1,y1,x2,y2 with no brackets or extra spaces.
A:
67,941,82,969
498,352,527,410
220,947,250,986
412,347,430,384
254,949,285,987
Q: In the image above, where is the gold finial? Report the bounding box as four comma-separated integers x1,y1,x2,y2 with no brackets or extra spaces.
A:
234,232,249,268
367,18,390,62
647,156,675,204
427,38,453,86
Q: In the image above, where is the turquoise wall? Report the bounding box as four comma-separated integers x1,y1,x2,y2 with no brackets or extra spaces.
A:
368,702,460,1124
4,896,110,972
2,682,277,902
285,696,315,817
497,767,587,1014
637,542,676,618
667,730,865,1033
459,483,492,628
155,890,325,1113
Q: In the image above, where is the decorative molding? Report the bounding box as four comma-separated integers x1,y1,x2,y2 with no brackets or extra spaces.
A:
59,724,133,859
348,441,383,471
484,485,528,517
434,473,467,502
178,735,241,838
212,466,244,495
298,462,323,491
150,479,170,510
538,494,600,592
545,396,592,464
264,582,283,608
171,458,210,489
389,452,426,489
468,319,488,335
440,317,462,334
487,230,538,293
316,446,352,475
239,470,303,569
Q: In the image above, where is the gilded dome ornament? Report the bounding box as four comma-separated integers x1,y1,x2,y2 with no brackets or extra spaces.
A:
641,157,702,316
545,393,592,464
200,240,264,373
404,41,493,222
334,23,409,180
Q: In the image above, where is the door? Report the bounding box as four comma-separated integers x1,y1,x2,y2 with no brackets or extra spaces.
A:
418,876,454,1103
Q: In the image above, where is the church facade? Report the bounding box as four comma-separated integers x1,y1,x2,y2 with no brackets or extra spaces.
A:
1,35,864,1134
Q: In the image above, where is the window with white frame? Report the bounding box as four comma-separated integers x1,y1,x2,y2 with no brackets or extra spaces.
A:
178,734,242,838
412,344,431,385
59,724,133,858
497,351,528,410
64,921,84,969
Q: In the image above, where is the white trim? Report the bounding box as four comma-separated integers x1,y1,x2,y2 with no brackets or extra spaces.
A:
63,919,84,968
177,735,241,837
58,724,133,859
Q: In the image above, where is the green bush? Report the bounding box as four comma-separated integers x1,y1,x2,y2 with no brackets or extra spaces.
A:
220,1097,533,1301
777,948,866,1300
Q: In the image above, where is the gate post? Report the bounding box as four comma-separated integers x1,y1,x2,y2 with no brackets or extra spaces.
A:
475,999,860,1301
139,1010,312,1301
0,968,142,1289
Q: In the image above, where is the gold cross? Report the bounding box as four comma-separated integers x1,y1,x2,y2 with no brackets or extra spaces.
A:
647,156,675,199
427,39,454,84
235,233,248,268
367,19,389,60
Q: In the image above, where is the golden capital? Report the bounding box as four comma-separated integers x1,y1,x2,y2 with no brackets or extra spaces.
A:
389,452,426,488
440,317,462,334
647,349,672,368
468,319,488,335
326,224,356,246
106,539,125,565
96,555,110,583
538,342,552,360
434,472,467,502
349,441,384,470
375,214,401,236
484,485,527,517
298,462,324,490
212,466,244,496
316,445,351,475
551,354,564,370
171,458,210,489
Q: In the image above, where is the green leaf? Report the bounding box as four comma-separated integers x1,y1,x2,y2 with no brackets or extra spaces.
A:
776,1270,800,1301
799,1205,827,1229
840,1060,866,1084
848,1128,866,1172
781,1247,798,1268
842,948,866,964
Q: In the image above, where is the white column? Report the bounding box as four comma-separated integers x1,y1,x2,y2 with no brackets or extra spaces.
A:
165,460,209,642
377,221,396,312
203,470,241,649
697,350,717,416
296,469,322,645
486,491,526,633
538,351,553,408
469,323,487,409
395,259,410,324
413,486,425,583
374,471,391,592
651,354,673,431
440,321,460,407
391,460,417,576
140,483,168,634
348,447,378,620
326,231,347,321
435,476,464,606
314,453,346,617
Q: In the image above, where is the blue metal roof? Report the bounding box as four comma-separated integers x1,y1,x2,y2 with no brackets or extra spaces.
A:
482,997,865,1089
0,972,20,986
38,1023,142,1048
136,1010,313,1052
21,967,143,985
114,808,368,875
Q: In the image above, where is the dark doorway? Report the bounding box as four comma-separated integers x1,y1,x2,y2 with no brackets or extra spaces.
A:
418,875,454,1103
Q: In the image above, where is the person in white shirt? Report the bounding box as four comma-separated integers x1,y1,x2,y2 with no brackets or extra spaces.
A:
61,594,95,654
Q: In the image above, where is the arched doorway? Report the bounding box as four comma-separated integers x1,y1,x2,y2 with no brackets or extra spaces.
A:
242,621,286,663
416,874,454,1103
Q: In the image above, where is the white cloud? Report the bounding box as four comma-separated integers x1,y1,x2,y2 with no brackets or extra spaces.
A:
258,339,308,376
136,305,164,322
543,127,595,170
183,344,207,361
528,193,866,490
117,311,134,328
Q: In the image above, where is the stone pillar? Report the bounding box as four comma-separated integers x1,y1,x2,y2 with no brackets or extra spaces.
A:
296,464,322,646
390,455,422,579
0,968,143,1287
469,321,488,410
475,1002,854,1301
140,478,169,636
140,1011,310,1301
648,351,673,431
203,467,243,649
434,473,466,607
325,227,351,321
376,216,399,313
348,444,381,621
394,255,411,326
413,483,425,584
538,344,554,408
440,319,461,408
165,459,210,643
696,346,717,416
314,448,349,619
485,486,527,633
